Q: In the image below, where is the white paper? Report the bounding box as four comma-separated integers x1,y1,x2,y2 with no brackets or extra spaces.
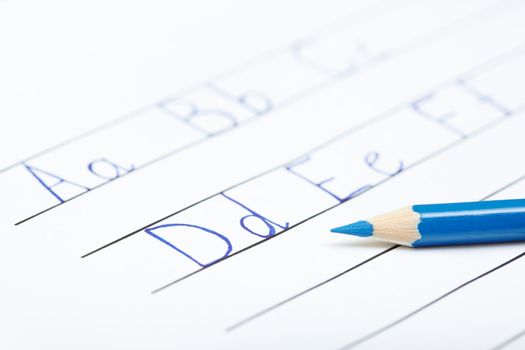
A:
2,0,525,349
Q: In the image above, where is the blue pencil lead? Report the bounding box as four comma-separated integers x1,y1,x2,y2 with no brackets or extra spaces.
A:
330,220,374,237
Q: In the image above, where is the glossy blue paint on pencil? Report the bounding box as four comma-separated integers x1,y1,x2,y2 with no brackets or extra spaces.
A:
331,199,525,247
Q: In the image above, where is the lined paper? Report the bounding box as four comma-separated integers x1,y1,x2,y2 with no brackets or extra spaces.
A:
2,1,525,349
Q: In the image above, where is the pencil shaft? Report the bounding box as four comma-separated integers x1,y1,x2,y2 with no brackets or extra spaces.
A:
412,199,525,246
331,199,525,247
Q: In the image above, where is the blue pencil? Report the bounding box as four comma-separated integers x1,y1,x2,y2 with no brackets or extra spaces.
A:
331,199,525,247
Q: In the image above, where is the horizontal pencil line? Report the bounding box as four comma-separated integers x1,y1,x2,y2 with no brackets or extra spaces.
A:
341,250,525,350
225,245,399,332
491,328,525,350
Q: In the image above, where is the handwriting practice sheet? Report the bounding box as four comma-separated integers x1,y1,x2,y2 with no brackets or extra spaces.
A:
2,0,525,349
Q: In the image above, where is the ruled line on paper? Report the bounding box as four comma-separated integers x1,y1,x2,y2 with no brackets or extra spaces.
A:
492,328,525,350
225,245,400,332
340,253,525,350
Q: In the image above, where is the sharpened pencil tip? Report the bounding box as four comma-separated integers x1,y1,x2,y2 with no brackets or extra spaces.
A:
330,220,374,237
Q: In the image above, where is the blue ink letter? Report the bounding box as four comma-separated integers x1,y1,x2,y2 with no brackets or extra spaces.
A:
364,152,403,177
285,156,370,203
24,163,90,203
159,98,238,137
145,223,232,267
87,158,135,181
221,192,289,238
